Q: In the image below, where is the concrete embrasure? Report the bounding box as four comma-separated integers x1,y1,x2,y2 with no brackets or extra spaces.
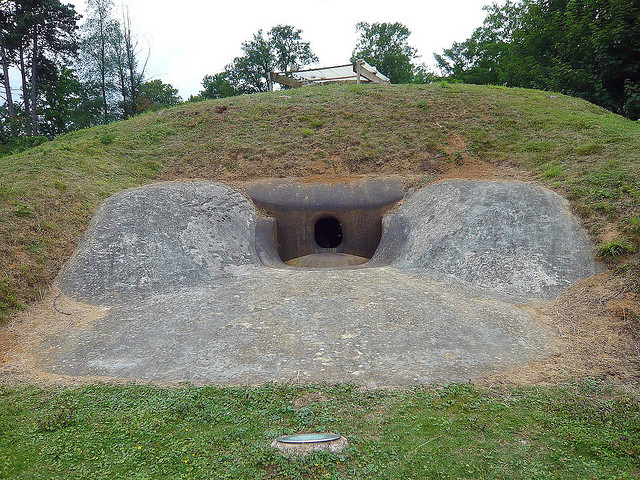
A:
40,179,601,386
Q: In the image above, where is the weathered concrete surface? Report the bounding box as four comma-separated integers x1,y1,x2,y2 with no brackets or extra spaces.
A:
39,179,601,386
376,180,600,298
285,253,370,267
40,268,550,386
59,182,259,302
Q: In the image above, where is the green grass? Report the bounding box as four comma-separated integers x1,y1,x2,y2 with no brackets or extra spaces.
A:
1,382,638,479
1,83,639,319
597,239,637,258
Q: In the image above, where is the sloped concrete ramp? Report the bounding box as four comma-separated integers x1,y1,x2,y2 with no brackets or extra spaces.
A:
36,180,600,386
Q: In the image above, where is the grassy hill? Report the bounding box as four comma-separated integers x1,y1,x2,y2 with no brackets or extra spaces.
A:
1,83,640,479
1,82,638,320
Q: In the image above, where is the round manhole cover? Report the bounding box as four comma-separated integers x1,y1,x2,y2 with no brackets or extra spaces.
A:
276,433,341,444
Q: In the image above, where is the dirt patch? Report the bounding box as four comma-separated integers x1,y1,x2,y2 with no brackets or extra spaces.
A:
292,391,332,408
439,157,534,182
0,287,109,385
0,330,17,365
479,271,640,387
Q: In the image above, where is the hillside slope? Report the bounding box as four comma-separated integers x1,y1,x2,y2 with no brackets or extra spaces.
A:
1,83,639,321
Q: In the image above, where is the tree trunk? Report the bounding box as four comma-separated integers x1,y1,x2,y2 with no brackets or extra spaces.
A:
30,27,38,136
123,9,147,117
0,44,15,121
98,3,108,123
117,59,128,119
125,29,136,117
19,43,31,136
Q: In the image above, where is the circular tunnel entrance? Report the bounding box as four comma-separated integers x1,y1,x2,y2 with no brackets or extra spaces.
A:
315,217,343,248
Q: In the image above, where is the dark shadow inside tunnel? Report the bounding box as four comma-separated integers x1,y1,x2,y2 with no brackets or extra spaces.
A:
315,217,343,248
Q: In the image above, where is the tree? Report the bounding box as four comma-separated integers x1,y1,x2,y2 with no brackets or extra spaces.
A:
0,1,18,125
78,0,148,122
436,0,640,119
412,64,438,84
1,0,80,136
38,64,94,136
79,0,118,123
113,6,148,118
136,79,180,112
351,22,417,84
195,72,239,100
226,25,317,93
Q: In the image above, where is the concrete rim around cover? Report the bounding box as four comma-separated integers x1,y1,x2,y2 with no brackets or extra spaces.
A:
277,433,342,444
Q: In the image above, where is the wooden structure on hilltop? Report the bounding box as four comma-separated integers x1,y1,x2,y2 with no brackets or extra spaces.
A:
269,60,390,91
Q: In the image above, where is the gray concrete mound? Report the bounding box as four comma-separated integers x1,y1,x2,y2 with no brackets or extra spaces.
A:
375,180,600,298
40,179,601,386
59,182,260,301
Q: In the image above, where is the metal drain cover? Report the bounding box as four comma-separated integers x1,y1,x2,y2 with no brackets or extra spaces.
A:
276,433,341,444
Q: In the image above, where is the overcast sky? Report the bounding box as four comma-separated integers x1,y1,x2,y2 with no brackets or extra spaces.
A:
75,0,502,99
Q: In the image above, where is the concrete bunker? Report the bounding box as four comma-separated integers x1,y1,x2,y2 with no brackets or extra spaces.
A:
246,178,405,268
44,179,605,384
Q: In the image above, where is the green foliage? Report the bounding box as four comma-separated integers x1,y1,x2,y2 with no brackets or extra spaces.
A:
99,132,116,144
575,142,603,156
522,140,556,152
623,79,640,120
436,0,640,119
0,0,81,137
38,66,99,136
226,25,318,94
0,278,23,320
79,0,148,121
543,165,562,178
596,239,636,258
137,80,182,112
0,135,49,157
412,64,438,84
301,127,314,137
14,203,34,217
351,22,417,84
193,72,240,101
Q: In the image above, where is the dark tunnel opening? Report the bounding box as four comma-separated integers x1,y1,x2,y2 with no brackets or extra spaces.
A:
314,217,343,248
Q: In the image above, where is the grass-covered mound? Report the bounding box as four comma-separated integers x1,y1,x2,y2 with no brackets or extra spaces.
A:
1,83,639,480
1,83,639,320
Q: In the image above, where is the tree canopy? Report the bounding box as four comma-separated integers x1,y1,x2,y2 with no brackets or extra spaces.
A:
436,0,640,119
195,72,239,100
0,0,80,136
136,79,181,112
225,25,317,93
351,22,417,84
0,0,179,152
